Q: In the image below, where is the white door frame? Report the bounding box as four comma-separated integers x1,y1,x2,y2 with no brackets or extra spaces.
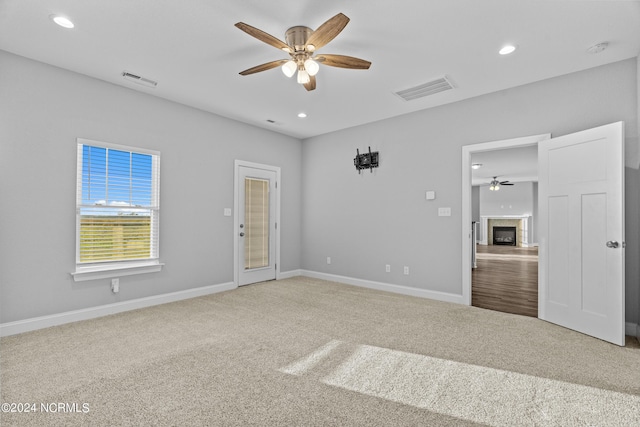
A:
461,134,550,305
234,160,281,287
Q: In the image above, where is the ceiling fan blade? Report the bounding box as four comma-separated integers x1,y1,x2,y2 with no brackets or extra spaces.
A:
315,54,371,69
239,59,288,76
235,22,292,52
501,183,514,185
306,13,350,50
304,75,316,91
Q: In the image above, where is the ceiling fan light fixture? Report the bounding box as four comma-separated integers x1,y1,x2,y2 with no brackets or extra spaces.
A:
304,58,319,76
297,69,310,84
282,60,297,78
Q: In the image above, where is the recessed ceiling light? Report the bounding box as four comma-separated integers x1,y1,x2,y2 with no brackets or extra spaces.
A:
51,15,74,29
471,163,483,169
499,45,517,55
297,112,307,118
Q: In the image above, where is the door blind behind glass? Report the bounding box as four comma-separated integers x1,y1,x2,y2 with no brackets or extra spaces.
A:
244,177,269,270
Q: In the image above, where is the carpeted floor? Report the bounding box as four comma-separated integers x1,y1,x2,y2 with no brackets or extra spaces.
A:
1,276,639,426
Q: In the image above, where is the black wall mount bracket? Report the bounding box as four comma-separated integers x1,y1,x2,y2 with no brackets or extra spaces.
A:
354,146,379,174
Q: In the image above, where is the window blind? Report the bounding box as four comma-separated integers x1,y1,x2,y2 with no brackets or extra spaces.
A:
244,177,269,269
76,140,160,265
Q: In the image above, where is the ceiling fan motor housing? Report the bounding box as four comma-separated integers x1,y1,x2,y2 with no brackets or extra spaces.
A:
285,26,313,52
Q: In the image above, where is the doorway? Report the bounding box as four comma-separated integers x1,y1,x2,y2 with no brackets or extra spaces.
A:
470,145,540,317
462,123,626,346
234,160,281,286
461,134,550,308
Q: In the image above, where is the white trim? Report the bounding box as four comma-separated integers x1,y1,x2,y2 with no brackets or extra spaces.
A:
461,134,551,306
77,137,160,156
72,261,164,282
234,160,281,286
279,269,303,279
301,270,465,305
0,281,236,337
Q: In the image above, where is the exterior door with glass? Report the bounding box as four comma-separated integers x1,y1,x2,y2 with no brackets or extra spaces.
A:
235,161,279,286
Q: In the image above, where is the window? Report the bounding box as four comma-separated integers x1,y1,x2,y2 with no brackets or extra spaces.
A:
72,139,162,281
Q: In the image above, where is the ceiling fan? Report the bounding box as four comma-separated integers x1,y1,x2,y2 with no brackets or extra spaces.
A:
489,176,514,191
234,13,371,91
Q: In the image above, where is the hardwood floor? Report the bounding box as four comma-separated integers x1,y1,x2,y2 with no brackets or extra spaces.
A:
472,244,538,317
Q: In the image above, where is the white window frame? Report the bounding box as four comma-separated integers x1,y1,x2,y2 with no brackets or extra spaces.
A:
71,138,163,282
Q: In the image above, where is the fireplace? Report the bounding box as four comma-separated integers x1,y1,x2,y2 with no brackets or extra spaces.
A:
493,226,516,246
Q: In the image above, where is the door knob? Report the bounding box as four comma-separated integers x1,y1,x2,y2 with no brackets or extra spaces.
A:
606,240,619,248
239,232,245,237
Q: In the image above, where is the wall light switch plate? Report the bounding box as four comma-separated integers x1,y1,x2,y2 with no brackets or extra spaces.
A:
426,191,436,200
438,207,452,217
223,208,232,216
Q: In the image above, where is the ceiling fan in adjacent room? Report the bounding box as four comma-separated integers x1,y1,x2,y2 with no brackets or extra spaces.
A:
234,13,371,91
488,177,514,191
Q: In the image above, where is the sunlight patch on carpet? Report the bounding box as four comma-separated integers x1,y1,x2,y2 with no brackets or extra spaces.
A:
281,341,640,426
279,339,342,376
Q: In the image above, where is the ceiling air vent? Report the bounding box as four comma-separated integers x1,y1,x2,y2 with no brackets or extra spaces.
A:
394,76,454,101
122,71,158,88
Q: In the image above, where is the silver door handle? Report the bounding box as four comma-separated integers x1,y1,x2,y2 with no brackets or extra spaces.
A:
606,240,619,248
239,232,245,237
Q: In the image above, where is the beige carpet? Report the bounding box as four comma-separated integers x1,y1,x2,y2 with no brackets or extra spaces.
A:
1,277,639,426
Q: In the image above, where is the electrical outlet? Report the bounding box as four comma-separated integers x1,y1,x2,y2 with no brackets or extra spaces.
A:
385,264,391,273
403,266,409,275
111,278,119,293
327,257,331,265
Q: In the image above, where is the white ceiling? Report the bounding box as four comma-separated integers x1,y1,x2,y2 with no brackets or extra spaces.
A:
1,1,639,140
471,145,538,186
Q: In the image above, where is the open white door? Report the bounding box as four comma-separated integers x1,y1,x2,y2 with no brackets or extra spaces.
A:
234,161,280,286
538,122,625,345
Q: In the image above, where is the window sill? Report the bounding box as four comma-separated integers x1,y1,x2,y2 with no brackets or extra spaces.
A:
71,261,164,282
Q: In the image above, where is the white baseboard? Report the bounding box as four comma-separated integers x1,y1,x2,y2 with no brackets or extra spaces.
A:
279,269,302,280
0,281,236,337
300,270,465,305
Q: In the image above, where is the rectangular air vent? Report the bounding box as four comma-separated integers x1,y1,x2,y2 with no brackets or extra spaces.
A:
394,76,454,101
122,71,158,88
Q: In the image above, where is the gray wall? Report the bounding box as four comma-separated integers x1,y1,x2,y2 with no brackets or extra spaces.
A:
479,182,534,217
301,59,639,325
0,51,302,323
1,50,638,329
